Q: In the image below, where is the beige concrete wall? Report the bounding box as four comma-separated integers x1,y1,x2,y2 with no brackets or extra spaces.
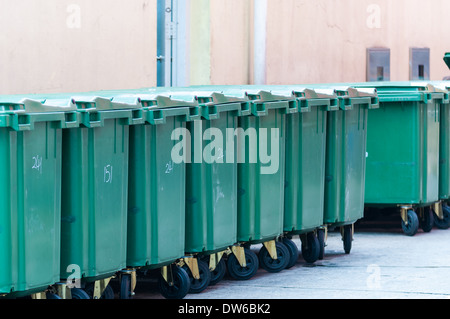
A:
0,0,156,95
2,0,450,94
265,0,450,85
209,0,252,85
190,0,211,85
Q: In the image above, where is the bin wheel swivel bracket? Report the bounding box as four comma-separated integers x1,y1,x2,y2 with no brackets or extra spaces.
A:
92,276,113,299
119,269,137,297
400,206,413,225
434,201,443,220
54,282,73,299
182,256,200,280
340,224,354,242
161,265,174,286
209,251,226,271
226,245,247,268
319,226,328,246
263,240,278,260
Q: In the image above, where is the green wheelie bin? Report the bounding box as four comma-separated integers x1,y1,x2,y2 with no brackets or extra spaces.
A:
354,82,446,236
135,87,266,286
57,96,143,299
0,97,78,299
229,89,298,274
322,87,379,253
281,88,339,265
125,93,200,299
177,91,252,293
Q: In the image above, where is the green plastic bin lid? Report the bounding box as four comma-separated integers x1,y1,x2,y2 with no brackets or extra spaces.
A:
65,96,141,111
144,85,297,103
153,90,248,106
348,81,445,102
110,93,198,109
0,97,77,114
359,81,449,99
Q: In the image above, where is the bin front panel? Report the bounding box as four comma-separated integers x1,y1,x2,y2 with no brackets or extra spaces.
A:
61,118,129,280
185,115,238,254
237,108,285,243
0,122,61,294
284,105,327,233
364,100,439,205
127,116,186,268
324,104,368,225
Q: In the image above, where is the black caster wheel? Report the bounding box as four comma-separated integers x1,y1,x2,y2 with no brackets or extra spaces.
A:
258,241,290,273
84,283,115,299
434,205,450,229
158,266,190,299
119,273,133,299
342,225,353,254
69,288,91,299
401,210,419,236
420,207,434,233
317,228,325,260
210,257,226,286
282,237,299,269
184,259,211,294
45,292,61,299
227,248,259,280
301,232,320,263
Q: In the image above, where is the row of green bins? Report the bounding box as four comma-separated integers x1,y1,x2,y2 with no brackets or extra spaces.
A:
353,82,448,236
67,88,256,298
0,97,78,299
166,87,300,282
154,88,297,292
144,85,378,272
273,85,378,258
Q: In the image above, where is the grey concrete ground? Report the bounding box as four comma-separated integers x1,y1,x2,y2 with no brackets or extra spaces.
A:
129,216,450,300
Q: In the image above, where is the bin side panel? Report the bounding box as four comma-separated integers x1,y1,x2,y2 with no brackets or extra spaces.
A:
284,106,326,233
185,116,238,254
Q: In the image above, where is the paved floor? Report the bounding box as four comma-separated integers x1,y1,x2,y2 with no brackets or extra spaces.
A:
128,215,450,300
